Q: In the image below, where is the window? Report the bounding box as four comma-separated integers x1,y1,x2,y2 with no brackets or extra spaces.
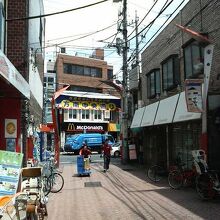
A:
63,63,102,78
63,63,72,74
0,2,5,50
94,110,102,120
44,76,56,90
81,109,90,120
162,55,180,91
183,41,204,79
69,85,102,93
69,109,77,119
107,69,113,80
147,69,161,98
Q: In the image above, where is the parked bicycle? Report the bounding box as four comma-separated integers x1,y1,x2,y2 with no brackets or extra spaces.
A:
147,164,167,182
168,162,196,189
41,157,64,194
147,155,184,182
192,150,220,200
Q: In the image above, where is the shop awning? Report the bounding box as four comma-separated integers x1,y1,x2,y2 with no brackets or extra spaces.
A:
141,101,159,127
173,92,201,122
108,123,120,132
130,107,145,128
154,94,180,125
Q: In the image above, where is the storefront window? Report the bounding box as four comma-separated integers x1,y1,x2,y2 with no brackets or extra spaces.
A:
171,122,201,168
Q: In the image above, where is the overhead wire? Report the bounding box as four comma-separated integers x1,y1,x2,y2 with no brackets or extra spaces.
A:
127,0,186,65
6,0,109,21
126,0,174,44
127,0,159,38
46,22,117,48
127,0,170,63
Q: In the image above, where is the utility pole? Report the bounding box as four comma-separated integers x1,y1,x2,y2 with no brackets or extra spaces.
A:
135,11,142,104
121,0,128,163
135,11,139,66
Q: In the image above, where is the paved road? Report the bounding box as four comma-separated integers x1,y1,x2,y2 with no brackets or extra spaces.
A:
46,156,220,220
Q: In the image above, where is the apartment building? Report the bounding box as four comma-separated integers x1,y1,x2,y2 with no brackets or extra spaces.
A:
131,0,220,169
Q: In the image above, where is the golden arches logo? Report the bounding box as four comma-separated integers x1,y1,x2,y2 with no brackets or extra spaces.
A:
67,123,75,131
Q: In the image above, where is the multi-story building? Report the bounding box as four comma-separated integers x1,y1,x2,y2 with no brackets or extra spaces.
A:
131,0,220,170
0,0,45,162
54,48,121,148
44,60,56,124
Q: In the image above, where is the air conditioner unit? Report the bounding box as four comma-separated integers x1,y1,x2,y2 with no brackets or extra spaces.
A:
104,110,110,119
138,100,143,108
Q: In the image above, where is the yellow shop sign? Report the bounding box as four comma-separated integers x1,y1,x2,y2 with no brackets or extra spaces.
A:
58,100,116,111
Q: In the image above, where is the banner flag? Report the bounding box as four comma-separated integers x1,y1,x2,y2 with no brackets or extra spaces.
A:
185,79,203,113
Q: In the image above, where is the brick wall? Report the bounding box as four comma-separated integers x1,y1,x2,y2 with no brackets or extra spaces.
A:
57,54,109,91
7,0,29,79
141,0,220,104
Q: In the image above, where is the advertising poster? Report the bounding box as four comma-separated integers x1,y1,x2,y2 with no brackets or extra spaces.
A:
0,150,23,198
5,119,17,138
6,139,16,152
185,79,203,113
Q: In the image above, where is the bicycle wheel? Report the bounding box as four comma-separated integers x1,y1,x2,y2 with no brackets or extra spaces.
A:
42,176,51,196
196,173,216,200
168,170,183,189
49,172,64,193
147,165,164,182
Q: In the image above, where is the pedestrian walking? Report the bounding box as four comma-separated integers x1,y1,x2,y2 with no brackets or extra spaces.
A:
79,142,92,171
102,139,112,172
79,142,91,158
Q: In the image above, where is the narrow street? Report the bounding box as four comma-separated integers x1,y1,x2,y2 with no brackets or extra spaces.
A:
46,155,220,220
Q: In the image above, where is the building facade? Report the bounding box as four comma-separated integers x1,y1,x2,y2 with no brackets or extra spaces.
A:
0,0,45,162
131,0,220,169
52,48,121,149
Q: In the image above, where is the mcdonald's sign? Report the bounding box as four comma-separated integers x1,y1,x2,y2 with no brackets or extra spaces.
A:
67,123,75,131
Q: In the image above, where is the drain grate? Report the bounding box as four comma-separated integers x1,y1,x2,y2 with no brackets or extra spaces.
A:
122,168,133,171
84,181,102,187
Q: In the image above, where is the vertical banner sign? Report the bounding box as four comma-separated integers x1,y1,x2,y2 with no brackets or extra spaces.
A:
52,85,69,166
185,79,203,113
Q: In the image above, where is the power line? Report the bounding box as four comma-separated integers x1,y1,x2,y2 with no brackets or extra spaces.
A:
127,0,175,44
42,22,117,49
127,0,186,65
6,0,109,21
127,0,159,38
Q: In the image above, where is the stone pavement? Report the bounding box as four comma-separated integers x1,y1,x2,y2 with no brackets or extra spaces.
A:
46,159,220,220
